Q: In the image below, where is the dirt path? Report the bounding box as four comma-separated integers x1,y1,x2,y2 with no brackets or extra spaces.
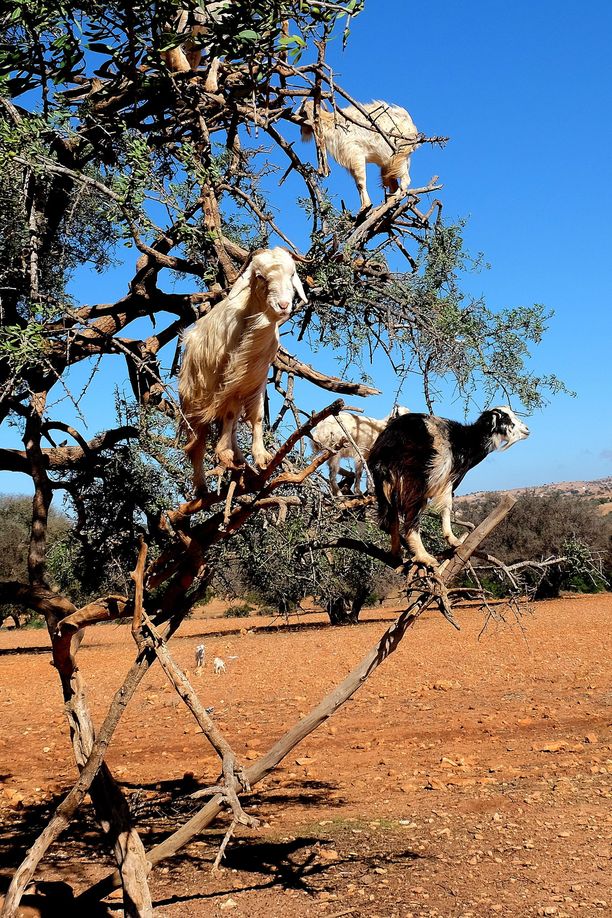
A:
1,594,610,916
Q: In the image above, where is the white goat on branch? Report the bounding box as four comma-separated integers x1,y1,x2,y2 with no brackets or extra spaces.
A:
179,247,307,492
312,407,410,496
300,99,419,210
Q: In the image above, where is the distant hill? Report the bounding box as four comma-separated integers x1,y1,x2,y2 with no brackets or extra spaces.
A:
458,476,612,515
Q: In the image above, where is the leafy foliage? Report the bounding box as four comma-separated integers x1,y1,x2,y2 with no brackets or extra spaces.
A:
210,484,400,622
0,0,578,626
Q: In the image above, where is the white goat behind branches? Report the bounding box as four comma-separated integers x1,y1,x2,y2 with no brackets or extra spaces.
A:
160,4,225,89
179,247,307,492
300,99,419,210
312,407,410,496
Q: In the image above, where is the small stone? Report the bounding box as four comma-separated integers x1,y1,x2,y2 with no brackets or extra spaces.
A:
219,897,238,910
540,741,568,753
318,848,339,861
425,778,447,791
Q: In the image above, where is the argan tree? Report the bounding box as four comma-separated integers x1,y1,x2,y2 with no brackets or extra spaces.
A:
0,2,568,915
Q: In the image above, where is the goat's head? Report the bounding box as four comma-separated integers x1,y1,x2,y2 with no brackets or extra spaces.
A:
485,406,530,452
389,405,410,421
241,247,307,321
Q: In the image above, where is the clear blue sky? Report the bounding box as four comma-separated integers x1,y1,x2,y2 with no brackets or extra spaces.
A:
3,0,611,497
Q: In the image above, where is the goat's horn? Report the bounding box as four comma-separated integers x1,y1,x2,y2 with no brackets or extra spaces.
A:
279,246,311,264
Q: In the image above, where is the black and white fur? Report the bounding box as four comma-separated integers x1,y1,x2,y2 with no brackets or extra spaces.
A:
368,407,530,566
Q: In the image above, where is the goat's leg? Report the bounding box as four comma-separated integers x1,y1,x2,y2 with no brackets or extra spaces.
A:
163,46,191,72
389,512,403,563
216,407,245,468
349,157,371,210
328,454,341,496
185,424,209,494
406,528,438,568
354,457,364,495
185,46,202,70
231,420,242,461
439,487,467,549
203,56,220,91
398,154,412,193
246,390,273,469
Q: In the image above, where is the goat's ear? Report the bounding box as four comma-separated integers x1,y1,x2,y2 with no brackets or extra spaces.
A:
229,263,254,298
489,409,506,432
292,271,308,304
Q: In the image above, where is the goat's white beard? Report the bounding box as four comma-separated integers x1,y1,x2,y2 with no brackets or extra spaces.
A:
492,430,528,452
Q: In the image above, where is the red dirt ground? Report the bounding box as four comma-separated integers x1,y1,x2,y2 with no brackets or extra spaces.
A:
0,594,610,917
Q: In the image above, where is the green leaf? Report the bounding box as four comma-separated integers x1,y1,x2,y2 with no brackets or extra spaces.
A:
87,42,116,55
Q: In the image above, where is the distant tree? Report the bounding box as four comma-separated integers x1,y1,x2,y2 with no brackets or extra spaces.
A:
463,492,611,597
210,484,399,623
0,495,69,624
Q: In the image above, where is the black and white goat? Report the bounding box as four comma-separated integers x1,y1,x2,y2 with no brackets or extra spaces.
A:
368,407,529,566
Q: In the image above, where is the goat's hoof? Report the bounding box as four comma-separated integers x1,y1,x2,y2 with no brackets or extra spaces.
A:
216,449,245,470
414,555,439,571
253,449,273,469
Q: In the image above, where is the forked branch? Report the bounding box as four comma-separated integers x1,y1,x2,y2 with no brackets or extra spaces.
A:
79,495,517,903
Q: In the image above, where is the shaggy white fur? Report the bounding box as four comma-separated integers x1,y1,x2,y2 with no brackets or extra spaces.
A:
179,247,307,491
301,99,418,210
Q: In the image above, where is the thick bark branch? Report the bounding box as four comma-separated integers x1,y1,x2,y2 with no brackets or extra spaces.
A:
275,347,380,397
0,426,139,474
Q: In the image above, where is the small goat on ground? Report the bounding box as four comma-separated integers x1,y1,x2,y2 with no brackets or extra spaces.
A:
311,407,410,496
213,656,226,675
195,644,206,669
179,247,307,492
299,99,418,210
369,407,530,567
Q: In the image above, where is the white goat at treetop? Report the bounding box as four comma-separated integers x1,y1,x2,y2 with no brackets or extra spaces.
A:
312,407,410,496
300,99,419,210
160,4,223,89
179,247,307,492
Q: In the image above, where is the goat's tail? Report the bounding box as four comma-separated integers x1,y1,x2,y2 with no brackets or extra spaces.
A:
372,469,398,534
380,149,413,192
300,122,314,142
